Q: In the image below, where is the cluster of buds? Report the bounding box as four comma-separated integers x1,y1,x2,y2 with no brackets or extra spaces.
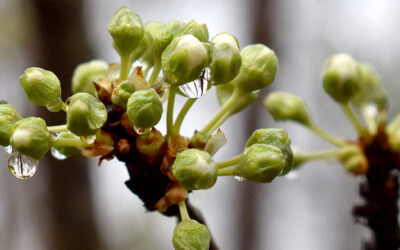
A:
0,6,292,249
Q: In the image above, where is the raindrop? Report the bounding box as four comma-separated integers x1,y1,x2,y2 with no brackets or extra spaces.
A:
4,145,13,155
81,135,96,145
134,126,150,135
365,103,378,119
50,132,61,138
8,151,38,179
178,68,210,98
233,175,245,181
50,147,67,160
285,171,298,180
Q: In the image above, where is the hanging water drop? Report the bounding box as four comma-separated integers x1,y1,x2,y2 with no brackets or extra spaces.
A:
365,103,378,119
8,151,38,179
233,175,245,181
81,135,96,145
134,126,150,135
285,171,298,180
50,147,68,160
4,145,13,155
178,68,210,98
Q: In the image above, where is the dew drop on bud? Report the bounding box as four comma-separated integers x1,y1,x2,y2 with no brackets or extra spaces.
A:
365,103,378,119
4,145,13,155
233,175,245,181
134,125,150,135
50,132,61,138
8,151,38,179
285,171,298,180
50,147,67,160
178,68,210,98
81,135,96,144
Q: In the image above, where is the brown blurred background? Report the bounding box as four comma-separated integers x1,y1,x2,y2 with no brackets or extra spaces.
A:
1,0,400,249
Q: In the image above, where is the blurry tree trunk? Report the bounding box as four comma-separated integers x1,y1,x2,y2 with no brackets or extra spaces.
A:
238,0,276,249
29,1,101,249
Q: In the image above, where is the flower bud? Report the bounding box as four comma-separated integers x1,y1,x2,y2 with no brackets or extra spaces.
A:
322,53,360,103
172,219,211,250
232,44,278,92
108,7,144,55
140,22,163,66
130,28,152,62
126,88,163,128
352,63,387,110
149,20,185,60
209,33,242,85
72,60,109,97
162,34,208,86
111,80,135,108
175,20,209,42
172,148,217,190
263,91,311,126
235,144,289,183
19,67,62,111
245,128,293,175
52,132,81,158
216,82,259,114
66,93,107,136
10,117,52,159
339,145,368,175
0,104,22,146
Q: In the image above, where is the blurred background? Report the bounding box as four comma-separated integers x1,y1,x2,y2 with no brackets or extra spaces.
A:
1,0,400,249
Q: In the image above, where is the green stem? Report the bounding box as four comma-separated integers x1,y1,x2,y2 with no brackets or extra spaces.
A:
308,123,347,147
173,98,197,135
294,149,341,164
178,201,190,221
217,167,236,176
148,61,161,86
51,137,87,147
119,53,130,82
216,155,241,169
387,113,400,134
48,124,68,133
166,86,177,137
341,103,365,136
360,105,377,134
200,90,240,136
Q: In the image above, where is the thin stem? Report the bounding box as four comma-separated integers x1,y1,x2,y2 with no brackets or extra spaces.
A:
173,98,197,135
119,53,130,82
294,149,341,164
166,86,177,137
341,103,366,136
200,90,239,136
178,201,190,221
216,155,241,169
308,123,347,147
217,167,236,176
360,105,377,134
51,137,87,147
48,124,68,133
148,61,161,86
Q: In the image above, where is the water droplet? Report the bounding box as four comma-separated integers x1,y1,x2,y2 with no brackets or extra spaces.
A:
134,126,150,135
8,151,38,179
178,68,210,98
81,135,96,145
285,171,298,180
233,175,245,181
365,103,378,118
50,132,61,138
50,147,67,160
4,145,13,155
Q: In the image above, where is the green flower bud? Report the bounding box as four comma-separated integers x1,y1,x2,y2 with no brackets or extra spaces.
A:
130,28,152,62
0,104,22,146
263,91,311,126
140,22,163,66
172,149,217,190
66,93,107,136
352,63,387,110
19,67,62,111
210,33,242,85
339,145,368,175
126,88,163,128
162,34,208,86
111,80,135,108
72,60,109,97
176,20,209,42
235,143,290,183
216,82,259,114
245,128,293,175
10,117,52,159
172,219,211,250
108,7,144,55
232,44,278,92
52,132,81,158
322,53,360,103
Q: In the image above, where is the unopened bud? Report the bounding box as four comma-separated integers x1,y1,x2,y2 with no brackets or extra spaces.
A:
111,80,135,108
0,104,22,146
172,219,211,250
175,20,209,42
339,145,368,175
72,60,109,97
52,132,81,158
